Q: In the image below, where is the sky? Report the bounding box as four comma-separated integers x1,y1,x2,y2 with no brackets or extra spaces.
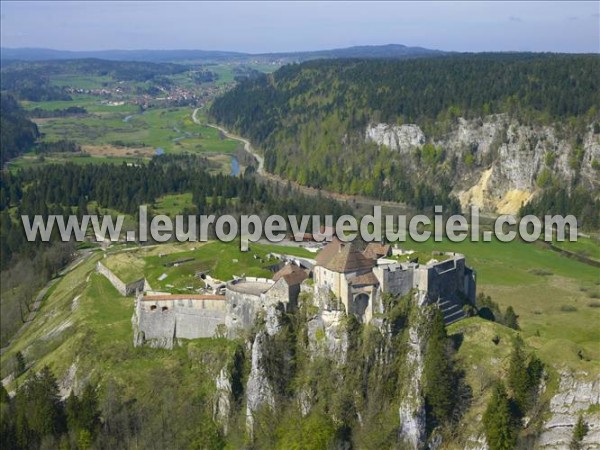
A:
1,1,598,54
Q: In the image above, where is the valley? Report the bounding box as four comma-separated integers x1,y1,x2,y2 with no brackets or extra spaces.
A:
1,49,599,449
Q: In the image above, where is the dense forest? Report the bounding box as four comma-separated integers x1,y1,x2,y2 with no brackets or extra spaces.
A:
0,153,350,269
0,93,39,164
211,54,600,212
212,55,600,137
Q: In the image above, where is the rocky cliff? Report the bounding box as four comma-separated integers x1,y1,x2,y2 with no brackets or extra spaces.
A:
538,371,600,449
366,117,600,214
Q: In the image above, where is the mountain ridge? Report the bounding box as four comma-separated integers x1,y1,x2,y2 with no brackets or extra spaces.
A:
0,43,446,63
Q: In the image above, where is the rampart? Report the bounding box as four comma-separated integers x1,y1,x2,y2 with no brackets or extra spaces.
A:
133,294,227,348
97,261,147,296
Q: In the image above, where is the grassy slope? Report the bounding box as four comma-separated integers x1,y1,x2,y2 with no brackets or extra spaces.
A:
0,237,597,445
1,240,311,386
405,236,600,367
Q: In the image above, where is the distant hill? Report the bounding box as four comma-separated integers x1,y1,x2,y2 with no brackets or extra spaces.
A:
0,44,446,63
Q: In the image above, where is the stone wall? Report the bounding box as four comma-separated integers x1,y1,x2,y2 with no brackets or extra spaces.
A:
224,277,290,337
134,296,228,348
374,263,414,296
374,255,476,307
97,261,146,296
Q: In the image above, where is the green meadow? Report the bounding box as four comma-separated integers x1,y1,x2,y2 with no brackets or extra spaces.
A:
403,236,600,374
101,240,313,293
31,105,239,154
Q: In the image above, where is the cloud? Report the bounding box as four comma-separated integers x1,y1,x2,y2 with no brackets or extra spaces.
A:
567,16,579,21
508,16,523,23
591,13,600,18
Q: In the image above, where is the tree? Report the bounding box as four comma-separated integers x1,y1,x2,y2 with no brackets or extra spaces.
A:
423,308,456,426
570,414,589,449
15,350,26,375
507,337,544,414
507,337,529,414
14,366,65,448
504,306,519,330
483,382,517,450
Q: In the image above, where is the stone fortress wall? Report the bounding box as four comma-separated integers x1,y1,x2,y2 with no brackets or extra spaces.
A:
373,253,476,323
133,294,228,348
98,242,475,348
377,253,475,303
96,261,147,296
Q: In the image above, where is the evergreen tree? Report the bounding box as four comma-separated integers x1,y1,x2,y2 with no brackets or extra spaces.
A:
423,308,456,426
483,382,517,450
14,366,65,447
507,337,529,414
504,306,519,330
570,414,589,449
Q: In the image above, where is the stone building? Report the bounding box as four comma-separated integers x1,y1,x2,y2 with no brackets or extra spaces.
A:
133,263,308,346
131,240,475,347
313,239,380,323
313,238,476,325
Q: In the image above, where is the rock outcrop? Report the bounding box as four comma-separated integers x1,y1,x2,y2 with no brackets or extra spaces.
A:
366,117,600,215
365,123,426,151
398,294,429,449
245,330,276,437
306,310,348,365
214,367,233,435
538,371,600,449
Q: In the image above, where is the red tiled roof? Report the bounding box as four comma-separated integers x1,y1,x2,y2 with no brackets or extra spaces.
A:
349,272,379,286
273,264,308,285
142,294,226,301
363,242,391,260
318,240,374,273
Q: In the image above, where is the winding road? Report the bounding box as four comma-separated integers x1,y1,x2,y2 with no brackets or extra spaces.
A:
190,108,420,217
192,108,264,174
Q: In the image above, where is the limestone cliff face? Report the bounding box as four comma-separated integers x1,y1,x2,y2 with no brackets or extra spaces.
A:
366,117,600,214
245,305,282,436
214,367,233,435
245,330,276,436
538,372,600,449
306,310,348,365
398,293,428,450
365,123,426,151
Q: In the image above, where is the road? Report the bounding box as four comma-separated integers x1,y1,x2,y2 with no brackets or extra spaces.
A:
190,109,420,217
192,108,265,174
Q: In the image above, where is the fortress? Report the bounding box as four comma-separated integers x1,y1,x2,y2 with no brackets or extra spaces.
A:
100,239,476,348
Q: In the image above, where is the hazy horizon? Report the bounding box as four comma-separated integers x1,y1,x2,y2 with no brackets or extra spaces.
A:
1,1,598,54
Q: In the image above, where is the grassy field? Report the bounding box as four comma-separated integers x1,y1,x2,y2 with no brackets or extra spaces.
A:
7,154,148,172
154,193,195,216
31,105,239,155
550,235,600,261
401,236,600,377
102,252,146,283
125,241,312,293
